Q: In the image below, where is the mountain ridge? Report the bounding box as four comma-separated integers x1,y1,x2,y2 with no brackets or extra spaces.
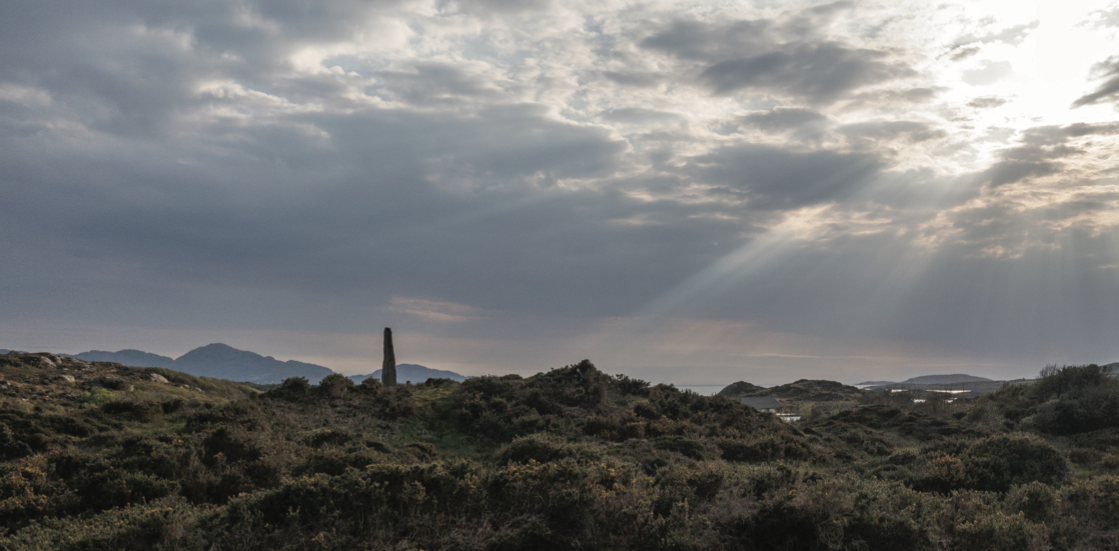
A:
73,343,333,384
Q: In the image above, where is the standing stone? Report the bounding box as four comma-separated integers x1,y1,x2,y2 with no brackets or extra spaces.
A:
382,327,397,387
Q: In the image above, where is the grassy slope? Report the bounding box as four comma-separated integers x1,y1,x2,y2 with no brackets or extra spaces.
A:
0,355,1117,550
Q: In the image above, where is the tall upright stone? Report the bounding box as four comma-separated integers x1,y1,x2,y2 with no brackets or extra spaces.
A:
382,327,397,387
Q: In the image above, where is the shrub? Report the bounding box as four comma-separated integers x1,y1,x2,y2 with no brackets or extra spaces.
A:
101,400,163,423
954,510,1049,551
359,377,383,393
1005,481,1057,522
1060,475,1119,525
654,436,715,460
497,434,598,465
0,423,33,459
612,373,651,397
913,453,969,493
966,433,1067,492
316,373,354,398
78,388,116,406
94,377,130,391
1026,385,1119,435
1033,364,1112,402
913,434,1067,493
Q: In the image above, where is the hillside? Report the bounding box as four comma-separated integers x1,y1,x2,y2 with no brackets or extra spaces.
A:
73,343,334,384
0,350,259,412
348,363,467,384
719,378,866,403
74,349,175,368
716,381,767,396
2,355,1119,550
900,374,992,385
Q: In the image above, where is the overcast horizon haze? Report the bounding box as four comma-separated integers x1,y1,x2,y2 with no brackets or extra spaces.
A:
4,0,1119,386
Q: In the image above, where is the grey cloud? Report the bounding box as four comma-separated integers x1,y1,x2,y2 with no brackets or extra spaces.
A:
945,45,980,61
0,99,642,321
602,71,662,88
1072,56,1119,108
640,13,914,104
376,63,504,106
738,107,828,133
839,120,946,144
688,144,882,210
975,122,1119,187
0,0,404,140
449,0,553,14
843,87,941,111
780,0,856,37
968,96,1009,109
983,161,1059,187
641,19,777,61
602,108,684,124
868,87,940,105
699,43,914,103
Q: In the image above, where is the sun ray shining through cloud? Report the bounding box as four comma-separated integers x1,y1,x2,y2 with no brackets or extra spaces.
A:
3,0,1119,383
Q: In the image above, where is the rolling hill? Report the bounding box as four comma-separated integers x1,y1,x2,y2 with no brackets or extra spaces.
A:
73,343,334,384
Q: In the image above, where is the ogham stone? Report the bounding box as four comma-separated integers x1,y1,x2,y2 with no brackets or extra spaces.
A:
383,327,397,387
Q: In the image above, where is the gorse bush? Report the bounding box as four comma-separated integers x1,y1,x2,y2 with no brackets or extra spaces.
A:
2,357,1119,550
913,433,1067,493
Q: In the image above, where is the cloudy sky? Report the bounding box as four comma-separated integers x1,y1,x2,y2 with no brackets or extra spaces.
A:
3,0,1119,384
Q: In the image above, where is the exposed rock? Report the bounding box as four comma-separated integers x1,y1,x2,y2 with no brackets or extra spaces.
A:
149,373,170,384
59,375,75,383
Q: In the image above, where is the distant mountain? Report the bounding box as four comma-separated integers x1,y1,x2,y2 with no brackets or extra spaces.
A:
173,344,334,384
72,343,334,384
74,349,175,369
719,379,865,403
349,364,466,384
855,380,896,386
899,374,992,385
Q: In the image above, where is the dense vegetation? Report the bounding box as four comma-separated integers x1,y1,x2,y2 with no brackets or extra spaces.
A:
1,352,1118,550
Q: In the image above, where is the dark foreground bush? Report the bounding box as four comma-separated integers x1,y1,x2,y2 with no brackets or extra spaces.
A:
913,433,1067,493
